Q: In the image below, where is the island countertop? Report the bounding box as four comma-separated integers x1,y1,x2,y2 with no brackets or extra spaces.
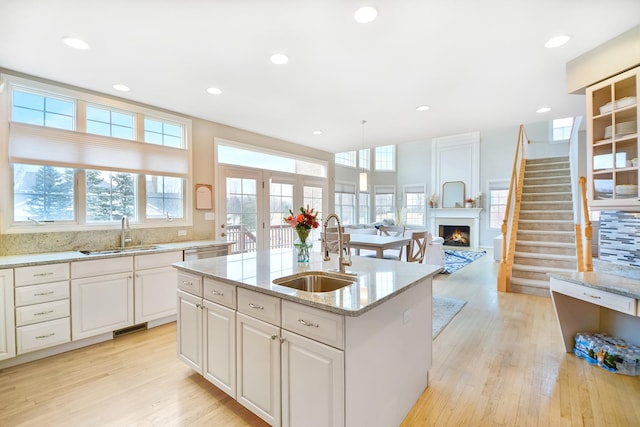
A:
174,248,442,316
549,271,640,300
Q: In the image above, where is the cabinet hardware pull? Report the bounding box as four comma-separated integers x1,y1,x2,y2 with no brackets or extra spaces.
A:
182,281,192,287
279,337,286,343
33,272,54,277
298,319,319,328
248,303,264,310
36,332,55,339
583,292,601,299
271,335,278,340
196,303,202,309
212,290,224,296
34,310,55,316
34,291,55,296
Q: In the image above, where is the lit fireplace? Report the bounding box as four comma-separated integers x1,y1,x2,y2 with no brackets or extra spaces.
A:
439,225,470,247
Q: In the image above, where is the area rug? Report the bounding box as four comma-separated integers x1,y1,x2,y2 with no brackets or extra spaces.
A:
442,249,487,274
432,296,466,338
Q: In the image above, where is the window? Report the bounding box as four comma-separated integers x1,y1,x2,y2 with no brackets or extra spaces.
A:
358,191,370,224
86,170,137,222
359,149,370,170
146,175,185,219
12,89,74,130
13,164,75,222
404,185,426,226
87,105,134,139
335,182,356,225
304,185,324,243
4,75,192,231
375,145,395,171
489,181,509,228
144,118,183,148
552,117,574,142
374,185,395,222
335,151,357,168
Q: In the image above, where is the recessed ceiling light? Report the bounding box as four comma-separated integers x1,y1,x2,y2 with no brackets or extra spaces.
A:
354,6,378,23
416,105,430,112
544,35,571,48
536,107,551,113
112,84,130,92
270,53,289,65
62,36,89,50
206,87,222,95
313,130,323,135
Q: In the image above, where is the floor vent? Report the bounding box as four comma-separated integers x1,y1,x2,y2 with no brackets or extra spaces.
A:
113,323,147,338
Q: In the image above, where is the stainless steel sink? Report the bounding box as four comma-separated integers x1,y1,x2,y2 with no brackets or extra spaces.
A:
273,271,356,293
79,245,159,255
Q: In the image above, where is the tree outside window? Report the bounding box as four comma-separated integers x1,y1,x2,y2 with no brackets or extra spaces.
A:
86,170,136,222
13,164,75,221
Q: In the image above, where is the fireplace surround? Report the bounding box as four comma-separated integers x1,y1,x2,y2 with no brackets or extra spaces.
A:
440,225,470,247
429,208,482,249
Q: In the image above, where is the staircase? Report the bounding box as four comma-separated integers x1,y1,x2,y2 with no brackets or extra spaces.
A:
510,156,578,296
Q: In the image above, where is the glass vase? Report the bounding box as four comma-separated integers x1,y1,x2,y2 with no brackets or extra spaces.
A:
294,228,312,263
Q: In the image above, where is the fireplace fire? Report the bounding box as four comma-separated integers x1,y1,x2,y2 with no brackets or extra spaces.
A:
439,225,470,247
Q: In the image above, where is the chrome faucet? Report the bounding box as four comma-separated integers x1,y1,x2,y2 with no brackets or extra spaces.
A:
120,215,132,249
322,213,352,274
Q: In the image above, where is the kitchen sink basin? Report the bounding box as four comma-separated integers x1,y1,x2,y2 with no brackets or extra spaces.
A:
79,245,159,255
273,271,356,293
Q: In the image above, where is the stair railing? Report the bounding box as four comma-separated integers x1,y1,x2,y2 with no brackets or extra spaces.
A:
579,176,593,271
497,124,528,292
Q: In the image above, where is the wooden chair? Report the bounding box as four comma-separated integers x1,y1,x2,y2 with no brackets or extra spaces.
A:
378,225,406,260
345,227,377,256
321,228,351,256
407,231,428,263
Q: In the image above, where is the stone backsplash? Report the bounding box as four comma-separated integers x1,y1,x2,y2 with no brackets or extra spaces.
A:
597,211,640,277
0,227,212,256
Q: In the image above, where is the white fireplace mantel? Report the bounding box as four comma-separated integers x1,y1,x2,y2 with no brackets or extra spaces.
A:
429,208,482,249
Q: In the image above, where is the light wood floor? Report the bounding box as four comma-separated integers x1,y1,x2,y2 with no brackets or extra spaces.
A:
1,251,639,426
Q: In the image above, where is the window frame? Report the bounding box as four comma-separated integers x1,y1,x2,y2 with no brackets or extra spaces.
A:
488,180,510,229
1,73,193,233
404,184,426,226
374,145,396,171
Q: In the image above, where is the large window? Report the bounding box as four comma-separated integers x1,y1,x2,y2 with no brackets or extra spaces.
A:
375,145,395,171
374,185,395,222
489,181,509,228
358,191,370,224
552,117,574,142
335,182,356,225
4,75,192,231
359,149,370,170
335,151,357,168
404,185,426,226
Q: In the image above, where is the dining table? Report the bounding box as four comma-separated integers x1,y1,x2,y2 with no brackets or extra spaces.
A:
348,234,412,260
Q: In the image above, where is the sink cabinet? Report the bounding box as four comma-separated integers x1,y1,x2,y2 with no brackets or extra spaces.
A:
0,269,15,361
71,257,134,340
134,251,183,324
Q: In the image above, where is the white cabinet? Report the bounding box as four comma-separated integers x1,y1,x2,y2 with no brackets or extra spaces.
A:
0,269,15,361
14,263,70,354
134,251,183,324
236,311,281,426
586,66,639,208
177,289,203,371
71,257,133,340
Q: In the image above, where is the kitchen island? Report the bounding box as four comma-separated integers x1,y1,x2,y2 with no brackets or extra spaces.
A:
173,248,441,427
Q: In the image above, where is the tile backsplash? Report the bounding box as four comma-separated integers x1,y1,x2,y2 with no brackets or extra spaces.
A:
597,211,640,277
0,227,211,256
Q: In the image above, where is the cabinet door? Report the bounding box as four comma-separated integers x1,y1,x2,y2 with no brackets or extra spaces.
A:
71,272,133,340
236,312,281,427
203,300,236,398
0,270,16,361
134,265,178,323
177,289,203,372
281,330,344,427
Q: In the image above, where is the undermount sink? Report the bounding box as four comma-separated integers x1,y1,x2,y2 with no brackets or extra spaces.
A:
273,271,356,293
79,245,159,255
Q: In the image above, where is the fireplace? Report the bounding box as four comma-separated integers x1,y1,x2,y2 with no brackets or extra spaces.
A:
439,225,470,247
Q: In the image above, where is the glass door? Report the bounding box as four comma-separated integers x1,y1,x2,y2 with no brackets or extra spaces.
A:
269,176,295,250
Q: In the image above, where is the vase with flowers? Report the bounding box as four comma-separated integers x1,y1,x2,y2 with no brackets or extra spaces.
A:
283,206,320,263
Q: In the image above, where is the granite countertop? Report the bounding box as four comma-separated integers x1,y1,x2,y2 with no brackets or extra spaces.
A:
549,271,640,300
174,248,442,316
0,240,232,268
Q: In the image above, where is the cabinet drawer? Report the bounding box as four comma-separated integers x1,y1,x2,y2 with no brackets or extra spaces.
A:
17,317,70,354
177,271,203,297
15,263,69,287
16,299,70,327
204,278,236,309
551,278,637,316
135,251,183,270
71,256,133,279
237,288,280,326
15,281,69,306
282,300,344,349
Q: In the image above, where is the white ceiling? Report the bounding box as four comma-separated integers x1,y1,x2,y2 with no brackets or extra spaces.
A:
1,1,639,153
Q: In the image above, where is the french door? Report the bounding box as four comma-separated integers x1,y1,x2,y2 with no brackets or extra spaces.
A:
217,166,326,253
